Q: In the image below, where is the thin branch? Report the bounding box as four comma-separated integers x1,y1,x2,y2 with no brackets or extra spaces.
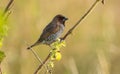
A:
25,41,48,72
34,53,51,74
31,49,43,64
3,0,14,16
102,0,104,4
31,49,51,73
62,0,102,40
34,0,103,74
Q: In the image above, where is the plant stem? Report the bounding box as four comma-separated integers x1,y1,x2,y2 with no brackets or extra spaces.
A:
3,0,14,16
34,53,51,74
34,0,103,74
62,0,101,40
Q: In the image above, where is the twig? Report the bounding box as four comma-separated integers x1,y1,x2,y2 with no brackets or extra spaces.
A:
34,0,104,74
3,0,14,16
102,0,104,4
62,0,102,40
25,41,49,72
34,53,51,74
31,49,50,73
31,49,43,64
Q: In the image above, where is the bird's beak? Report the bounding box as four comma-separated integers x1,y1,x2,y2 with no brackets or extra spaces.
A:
65,17,68,20
63,17,68,21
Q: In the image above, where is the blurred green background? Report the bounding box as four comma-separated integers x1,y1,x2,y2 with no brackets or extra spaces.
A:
1,0,120,74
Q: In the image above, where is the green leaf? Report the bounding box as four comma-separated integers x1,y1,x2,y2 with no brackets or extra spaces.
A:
0,51,6,63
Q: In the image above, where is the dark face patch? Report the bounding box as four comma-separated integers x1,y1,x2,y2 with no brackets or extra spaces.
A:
52,14,68,25
58,15,67,21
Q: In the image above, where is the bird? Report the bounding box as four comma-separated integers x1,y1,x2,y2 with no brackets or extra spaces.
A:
27,14,68,49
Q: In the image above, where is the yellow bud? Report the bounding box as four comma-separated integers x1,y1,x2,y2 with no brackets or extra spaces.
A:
55,52,62,61
57,38,60,41
0,42,3,48
48,61,54,68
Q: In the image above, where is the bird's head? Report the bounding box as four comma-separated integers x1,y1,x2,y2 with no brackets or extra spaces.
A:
53,14,68,25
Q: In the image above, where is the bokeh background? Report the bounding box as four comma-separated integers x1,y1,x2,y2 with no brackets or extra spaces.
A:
1,0,120,74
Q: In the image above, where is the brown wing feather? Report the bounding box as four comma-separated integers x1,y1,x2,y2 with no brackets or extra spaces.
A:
38,23,60,42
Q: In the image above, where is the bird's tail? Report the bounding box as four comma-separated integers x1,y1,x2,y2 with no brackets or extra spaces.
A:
27,42,40,50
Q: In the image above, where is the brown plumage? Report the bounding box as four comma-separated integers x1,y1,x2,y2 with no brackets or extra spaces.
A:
27,14,68,49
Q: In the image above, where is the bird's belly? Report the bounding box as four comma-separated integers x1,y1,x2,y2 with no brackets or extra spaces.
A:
43,24,64,45
44,29,63,45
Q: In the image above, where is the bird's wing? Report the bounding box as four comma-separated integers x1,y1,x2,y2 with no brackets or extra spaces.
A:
38,23,60,42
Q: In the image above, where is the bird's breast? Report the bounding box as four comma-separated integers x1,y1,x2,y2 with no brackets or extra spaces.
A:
56,24,64,37
44,24,64,45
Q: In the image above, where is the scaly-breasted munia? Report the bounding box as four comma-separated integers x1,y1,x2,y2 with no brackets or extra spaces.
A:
27,14,68,49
